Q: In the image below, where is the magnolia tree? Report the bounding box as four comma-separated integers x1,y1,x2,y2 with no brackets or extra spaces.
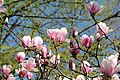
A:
0,0,120,80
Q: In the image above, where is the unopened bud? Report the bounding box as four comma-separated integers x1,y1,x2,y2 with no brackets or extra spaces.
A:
96,33,100,39
69,58,76,70
72,27,78,38
41,45,49,59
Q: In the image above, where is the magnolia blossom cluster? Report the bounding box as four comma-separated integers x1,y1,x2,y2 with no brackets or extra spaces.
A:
69,59,94,75
2,55,37,80
100,53,120,78
69,27,94,58
15,57,36,80
68,53,120,80
15,35,61,79
1,34,58,80
47,27,67,42
96,22,112,37
22,36,43,49
37,52,60,68
16,51,60,80
85,1,111,38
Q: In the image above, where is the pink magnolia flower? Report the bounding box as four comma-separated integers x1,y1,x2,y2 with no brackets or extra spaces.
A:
2,65,12,76
57,27,67,42
100,53,119,78
26,72,33,80
24,57,36,71
76,75,85,80
41,45,49,59
81,34,94,48
81,61,93,74
69,39,80,58
47,27,67,42
96,22,110,37
85,1,104,16
32,36,43,48
69,58,76,70
22,35,31,48
16,68,28,78
0,0,6,12
47,29,59,40
16,52,25,63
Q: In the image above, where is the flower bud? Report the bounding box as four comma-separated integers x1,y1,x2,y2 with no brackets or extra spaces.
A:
96,33,100,39
41,45,49,59
69,58,76,70
69,39,80,59
72,27,78,38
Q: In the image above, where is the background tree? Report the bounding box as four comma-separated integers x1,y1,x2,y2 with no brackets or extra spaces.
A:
0,0,120,79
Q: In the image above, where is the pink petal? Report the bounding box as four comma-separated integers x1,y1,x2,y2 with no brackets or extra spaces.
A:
108,54,118,67
100,58,115,77
16,52,25,63
60,27,67,36
81,34,90,48
91,1,98,14
32,36,43,48
47,29,59,39
81,61,93,74
41,45,49,58
89,35,94,46
22,35,31,47
27,72,33,80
